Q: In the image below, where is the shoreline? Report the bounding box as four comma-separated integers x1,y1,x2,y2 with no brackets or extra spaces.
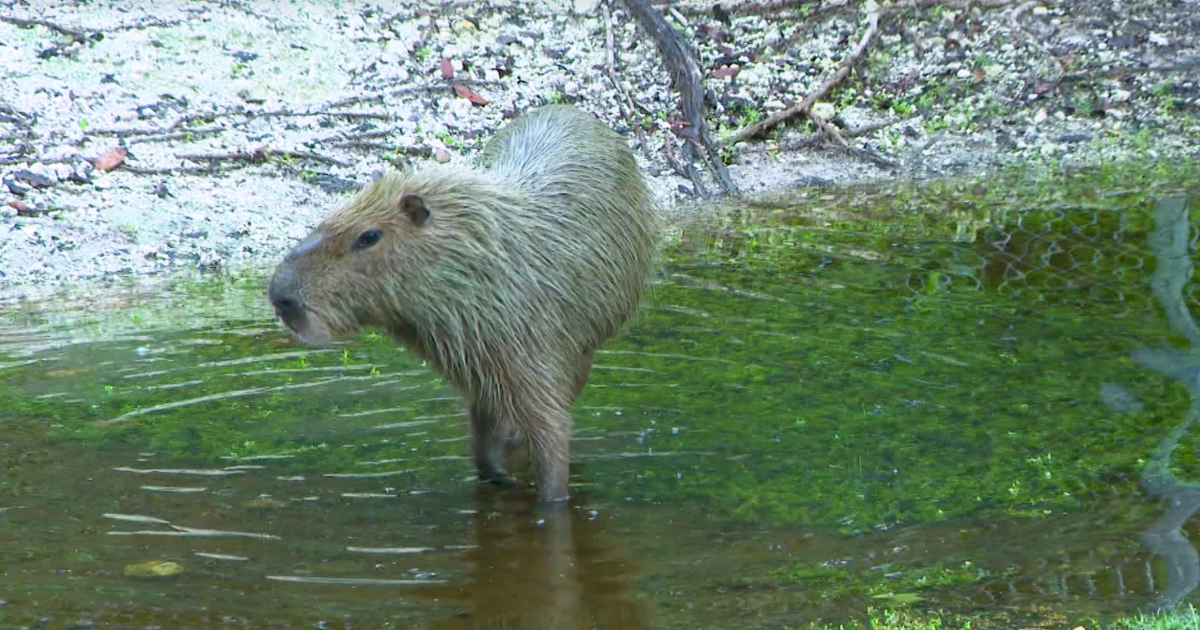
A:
3,0,1198,304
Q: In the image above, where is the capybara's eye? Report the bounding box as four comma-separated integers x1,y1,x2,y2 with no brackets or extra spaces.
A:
354,229,382,251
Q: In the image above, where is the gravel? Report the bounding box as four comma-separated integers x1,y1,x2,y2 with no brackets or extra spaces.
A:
1,0,1197,303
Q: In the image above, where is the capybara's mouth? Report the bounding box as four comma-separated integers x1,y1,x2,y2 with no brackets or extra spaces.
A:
274,308,335,347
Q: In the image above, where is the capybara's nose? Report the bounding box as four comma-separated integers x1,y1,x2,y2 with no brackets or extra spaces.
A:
268,270,302,320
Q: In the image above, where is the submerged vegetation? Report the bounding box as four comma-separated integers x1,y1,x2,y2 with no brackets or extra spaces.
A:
2,158,1200,628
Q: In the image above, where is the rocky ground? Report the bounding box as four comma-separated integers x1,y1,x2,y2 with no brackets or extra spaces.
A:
2,0,1198,304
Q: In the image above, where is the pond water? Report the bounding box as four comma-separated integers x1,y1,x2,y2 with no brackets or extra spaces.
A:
2,164,1199,629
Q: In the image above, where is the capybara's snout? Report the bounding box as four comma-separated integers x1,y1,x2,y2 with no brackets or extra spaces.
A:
267,266,302,324
269,232,323,327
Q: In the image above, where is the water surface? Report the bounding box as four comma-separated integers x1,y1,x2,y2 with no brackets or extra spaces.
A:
2,164,1199,629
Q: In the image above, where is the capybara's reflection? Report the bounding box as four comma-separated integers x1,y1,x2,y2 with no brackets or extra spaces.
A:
422,483,655,630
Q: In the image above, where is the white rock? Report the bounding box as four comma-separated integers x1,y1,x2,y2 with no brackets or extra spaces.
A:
50,163,73,181
573,0,601,13
1110,89,1132,103
29,162,57,183
1148,32,1169,46
1033,109,1048,123
811,102,836,119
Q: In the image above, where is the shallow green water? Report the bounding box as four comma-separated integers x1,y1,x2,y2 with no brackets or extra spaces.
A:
2,164,1199,629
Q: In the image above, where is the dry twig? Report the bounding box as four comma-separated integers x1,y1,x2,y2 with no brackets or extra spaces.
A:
602,3,657,164
0,14,194,41
176,148,351,168
727,10,880,145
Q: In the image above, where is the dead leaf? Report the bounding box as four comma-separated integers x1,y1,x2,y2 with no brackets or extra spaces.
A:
7,199,35,215
973,68,985,80
1032,82,1055,95
696,24,725,42
440,58,454,79
711,65,740,79
433,147,451,163
453,83,488,105
93,147,127,172
666,118,691,128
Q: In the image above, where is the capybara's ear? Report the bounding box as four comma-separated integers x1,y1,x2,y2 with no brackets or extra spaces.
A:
400,194,430,227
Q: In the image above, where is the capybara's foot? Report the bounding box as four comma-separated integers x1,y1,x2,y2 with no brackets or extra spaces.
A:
477,466,519,487
537,487,570,503
532,447,570,503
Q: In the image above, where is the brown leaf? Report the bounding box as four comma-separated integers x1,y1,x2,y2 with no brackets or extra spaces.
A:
7,199,35,215
711,65,740,79
440,58,454,79
453,82,488,105
666,118,691,128
1032,82,1055,95
92,147,127,172
973,68,986,81
696,24,725,42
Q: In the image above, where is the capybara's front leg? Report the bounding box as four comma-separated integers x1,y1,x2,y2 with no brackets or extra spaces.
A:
570,349,595,403
528,406,572,503
470,402,512,485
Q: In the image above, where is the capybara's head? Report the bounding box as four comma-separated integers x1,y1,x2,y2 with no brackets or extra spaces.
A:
267,172,449,346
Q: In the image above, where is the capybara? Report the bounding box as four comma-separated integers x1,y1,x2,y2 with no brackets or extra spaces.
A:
267,105,657,503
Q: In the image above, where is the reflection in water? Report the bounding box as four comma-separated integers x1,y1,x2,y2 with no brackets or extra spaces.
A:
1136,194,1200,610
421,487,655,630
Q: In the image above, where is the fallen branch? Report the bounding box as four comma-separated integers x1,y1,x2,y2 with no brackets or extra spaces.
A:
623,0,738,197
124,126,226,145
727,10,880,145
328,141,433,157
176,148,351,168
783,117,908,150
710,0,825,14
88,113,227,136
88,83,453,138
0,15,92,41
320,82,465,110
122,163,243,176
0,14,194,41
1058,57,1200,84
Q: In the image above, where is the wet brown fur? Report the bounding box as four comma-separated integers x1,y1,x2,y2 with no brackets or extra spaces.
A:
268,105,657,502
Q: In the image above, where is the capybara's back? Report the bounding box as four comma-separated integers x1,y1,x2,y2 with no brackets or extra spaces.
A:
268,105,657,503
478,105,656,352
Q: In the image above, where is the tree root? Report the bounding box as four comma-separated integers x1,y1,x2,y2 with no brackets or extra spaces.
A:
623,0,738,197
